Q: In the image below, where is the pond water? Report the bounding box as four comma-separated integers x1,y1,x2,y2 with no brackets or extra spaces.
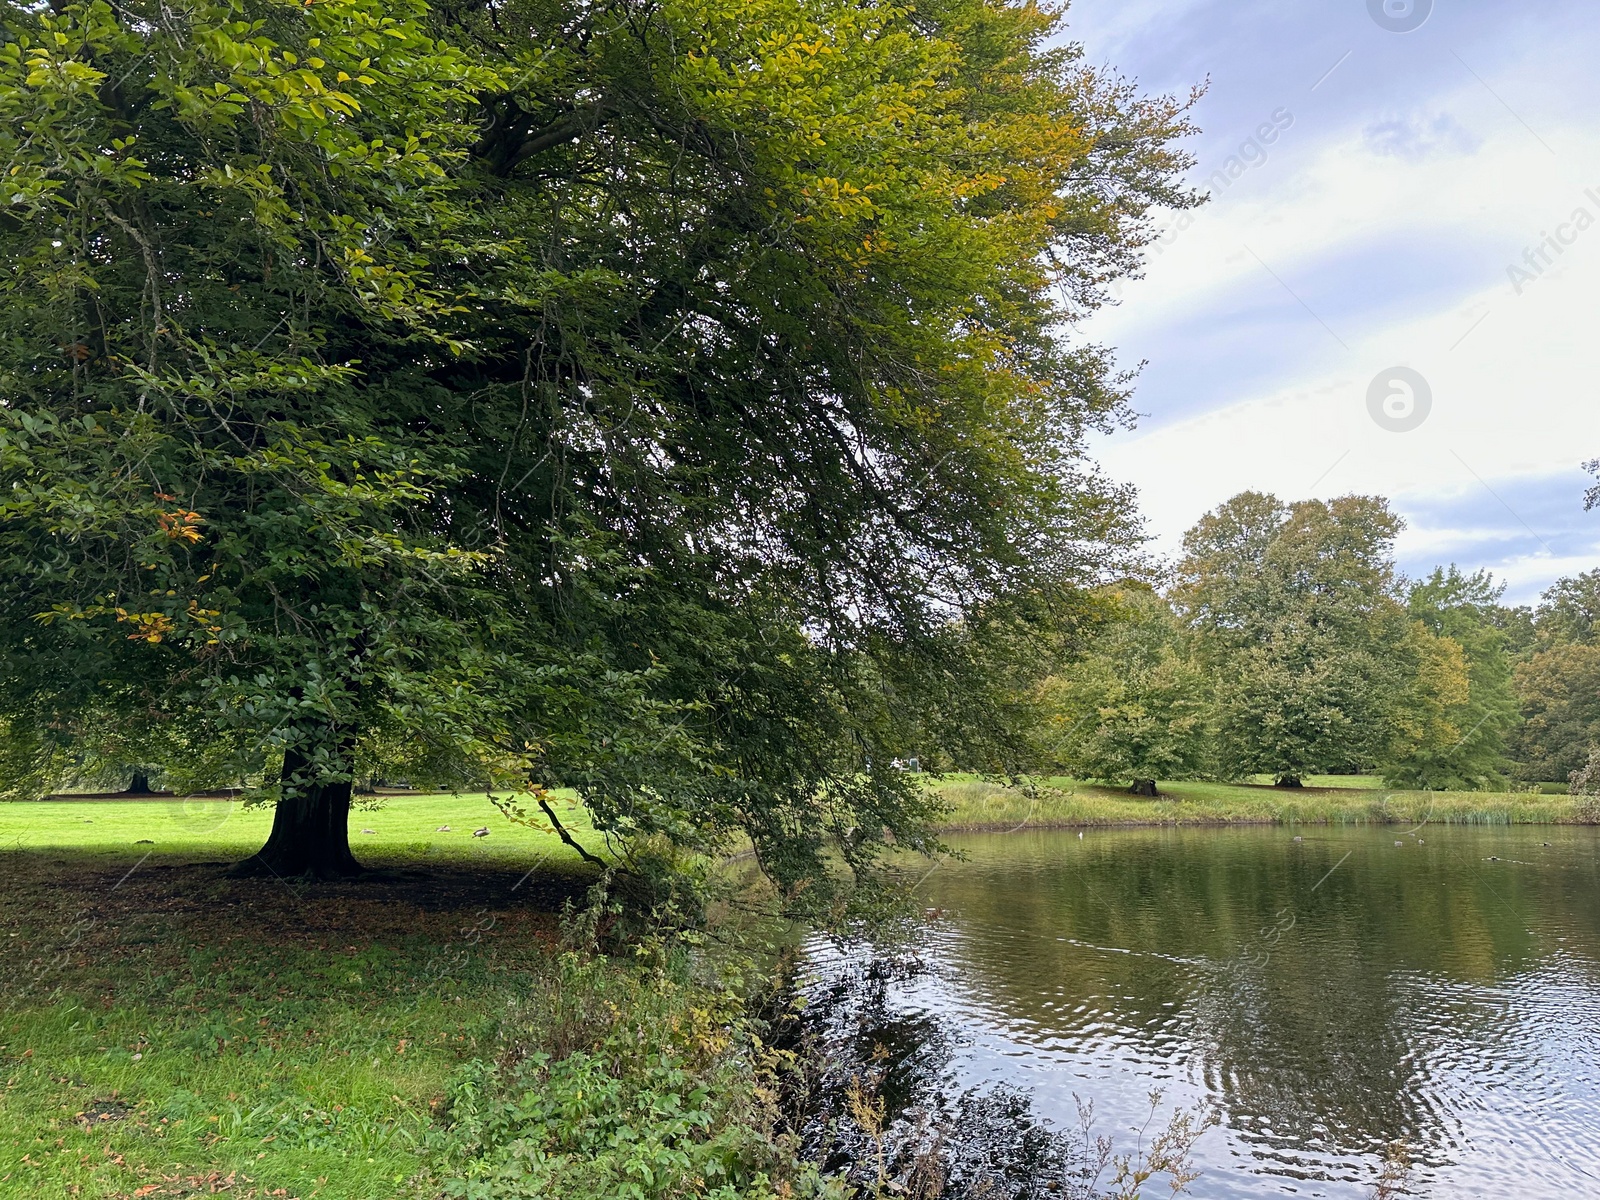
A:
802,825,1600,1198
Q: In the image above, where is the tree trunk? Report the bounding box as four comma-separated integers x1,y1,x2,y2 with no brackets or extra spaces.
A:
1129,778,1159,797
1274,775,1303,788
230,748,362,879
128,771,152,795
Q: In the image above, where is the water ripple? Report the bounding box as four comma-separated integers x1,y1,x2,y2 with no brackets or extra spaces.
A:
805,825,1600,1199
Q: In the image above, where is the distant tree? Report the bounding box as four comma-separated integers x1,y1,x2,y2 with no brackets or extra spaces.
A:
1530,570,1600,648
1036,586,1211,795
1382,622,1474,782
1513,645,1600,782
1503,464,1600,787
1383,567,1518,790
1491,603,1539,659
1568,743,1600,822
1173,493,1436,786
915,586,1111,777
1509,571,1600,782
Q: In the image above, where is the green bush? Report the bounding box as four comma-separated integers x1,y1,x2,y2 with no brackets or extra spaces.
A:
431,952,843,1200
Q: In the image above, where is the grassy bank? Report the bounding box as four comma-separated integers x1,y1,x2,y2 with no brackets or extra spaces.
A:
1,853,564,1198
929,774,1591,830
0,835,827,1200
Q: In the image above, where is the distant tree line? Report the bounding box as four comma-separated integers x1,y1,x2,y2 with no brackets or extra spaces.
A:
1031,490,1600,794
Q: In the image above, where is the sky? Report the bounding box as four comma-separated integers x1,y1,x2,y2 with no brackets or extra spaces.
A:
1062,0,1600,604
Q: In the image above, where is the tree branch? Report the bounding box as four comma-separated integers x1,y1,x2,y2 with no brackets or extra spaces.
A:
476,102,615,176
539,795,607,867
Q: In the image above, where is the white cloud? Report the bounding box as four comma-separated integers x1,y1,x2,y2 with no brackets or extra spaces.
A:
1076,34,1600,597
1363,113,1481,162
1463,547,1600,601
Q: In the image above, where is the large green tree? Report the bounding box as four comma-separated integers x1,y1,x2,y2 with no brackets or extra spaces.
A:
1511,570,1600,782
0,0,1195,889
1,0,509,879
1514,645,1600,782
1036,584,1211,794
1172,493,1456,786
1528,570,1600,647
1383,567,1518,790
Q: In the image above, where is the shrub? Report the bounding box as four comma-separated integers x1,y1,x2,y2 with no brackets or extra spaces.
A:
431,950,844,1200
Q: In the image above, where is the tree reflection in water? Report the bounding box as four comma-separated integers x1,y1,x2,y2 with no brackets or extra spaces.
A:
789,826,1600,1198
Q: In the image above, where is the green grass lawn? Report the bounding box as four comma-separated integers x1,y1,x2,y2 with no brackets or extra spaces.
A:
0,791,604,868
929,774,1589,829
0,796,826,1200
0,794,609,1199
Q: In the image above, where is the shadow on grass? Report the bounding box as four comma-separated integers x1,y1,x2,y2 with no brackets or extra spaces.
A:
1,849,599,926
0,851,603,1199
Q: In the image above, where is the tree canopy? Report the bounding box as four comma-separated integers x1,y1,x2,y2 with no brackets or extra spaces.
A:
1035,583,1209,793
1384,567,1519,791
0,0,1197,893
1170,492,1463,786
1511,571,1600,783
1175,494,1396,784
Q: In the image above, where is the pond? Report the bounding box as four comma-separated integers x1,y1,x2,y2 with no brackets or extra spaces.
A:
801,825,1600,1199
